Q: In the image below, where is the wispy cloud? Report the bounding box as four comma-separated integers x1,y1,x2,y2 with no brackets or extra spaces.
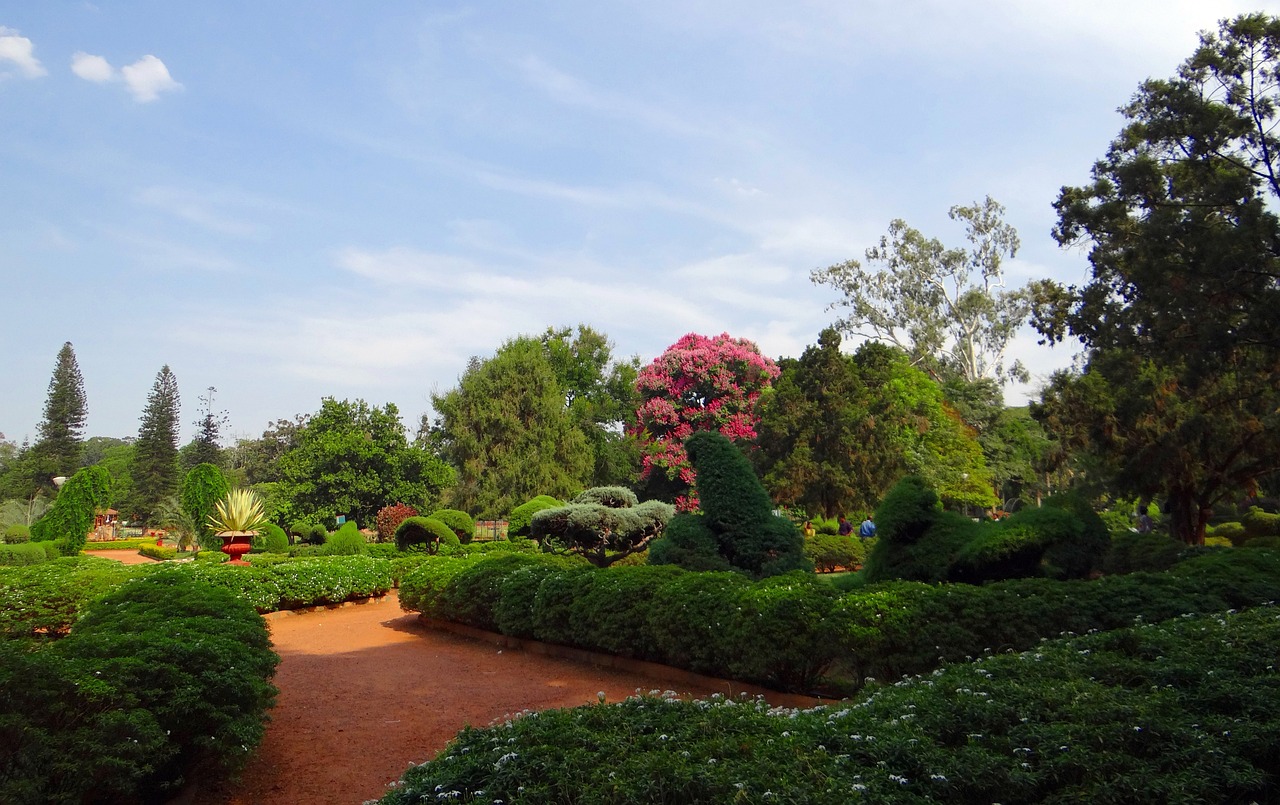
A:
0,26,46,78
135,186,264,238
71,52,182,102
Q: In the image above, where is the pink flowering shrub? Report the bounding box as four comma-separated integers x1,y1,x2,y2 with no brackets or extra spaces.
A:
631,332,779,507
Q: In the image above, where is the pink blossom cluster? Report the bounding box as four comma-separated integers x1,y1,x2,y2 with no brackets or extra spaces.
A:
631,332,779,492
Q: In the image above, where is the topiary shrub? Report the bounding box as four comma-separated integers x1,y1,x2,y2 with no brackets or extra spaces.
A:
1209,521,1248,546
647,513,733,572
4,524,31,544
322,521,369,556
0,542,53,566
29,466,112,553
648,431,808,578
394,516,459,554
530,488,674,568
863,477,951,583
508,495,563,539
255,523,290,553
427,508,476,545
375,503,419,543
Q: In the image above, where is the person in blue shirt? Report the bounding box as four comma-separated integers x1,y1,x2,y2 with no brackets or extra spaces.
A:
858,516,876,539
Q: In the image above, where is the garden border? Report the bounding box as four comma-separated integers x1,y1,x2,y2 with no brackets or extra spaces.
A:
417,615,825,709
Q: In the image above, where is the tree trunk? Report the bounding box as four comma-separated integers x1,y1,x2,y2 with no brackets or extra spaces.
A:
1165,487,1208,546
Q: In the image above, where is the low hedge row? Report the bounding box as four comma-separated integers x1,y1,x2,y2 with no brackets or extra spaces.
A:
377,605,1280,804
399,548,1280,692
177,555,393,612
0,541,60,566
0,570,278,802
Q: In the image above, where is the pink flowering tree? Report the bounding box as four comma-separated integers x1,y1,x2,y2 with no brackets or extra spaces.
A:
631,332,780,509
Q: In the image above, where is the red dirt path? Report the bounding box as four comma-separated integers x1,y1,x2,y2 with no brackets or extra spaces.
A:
186,591,799,805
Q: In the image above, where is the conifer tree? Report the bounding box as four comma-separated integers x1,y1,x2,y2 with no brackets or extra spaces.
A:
184,386,228,469
130,365,181,526
30,342,88,485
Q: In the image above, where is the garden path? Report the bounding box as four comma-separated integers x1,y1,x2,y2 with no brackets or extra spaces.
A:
186,590,773,805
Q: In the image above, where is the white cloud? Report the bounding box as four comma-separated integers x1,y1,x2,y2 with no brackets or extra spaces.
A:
121,55,181,102
0,26,46,78
71,51,114,83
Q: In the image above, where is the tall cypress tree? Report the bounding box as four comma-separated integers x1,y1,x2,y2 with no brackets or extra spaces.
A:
30,342,88,485
130,365,181,526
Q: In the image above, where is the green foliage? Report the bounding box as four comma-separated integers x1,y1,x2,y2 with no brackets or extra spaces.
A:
0,557,137,638
138,544,177,560
375,502,419,542
436,554,552,632
565,565,685,658
3,523,30,543
507,494,562,538
397,556,477,616
174,556,392,612
432,337,594,518
378,607,1280,804
206,487,268,534
804,533,866,572
1104,531,1185,575
276,397,453,527
1242,506,1280,539
493,561,581,639
531,487,674,567
321,521,369,556
181,462,230,551
29,464,112,552
394,516,458,554
1209,520,1248,546
649,431,809,578
427,508,475,544
867,477,1107,584
255,522,290,553
646,512,732,571
28,341,89,486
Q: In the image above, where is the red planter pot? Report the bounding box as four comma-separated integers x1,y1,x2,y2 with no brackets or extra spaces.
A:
218,531,255,565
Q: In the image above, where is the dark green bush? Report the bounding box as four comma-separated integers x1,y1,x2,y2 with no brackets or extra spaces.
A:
1208,520,1247,545
725,571,844,690
428,508,476,544
51,570,277,800
1104,530,1184,574
3,524,30,544
394,516,458,553
174,556,392,612
647,512,732,571
531,565,597,645
376,607,1280,805
567,565,686,659
804,533,866,572
862,476,944,582
645,571,752,674
1245,535,1280,550
493,559,582,639
436,554,549,631
306,523,328,545
366,542,402,559
508,495,563,539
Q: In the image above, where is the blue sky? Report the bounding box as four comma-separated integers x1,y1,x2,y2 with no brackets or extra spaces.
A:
3,1,1276,445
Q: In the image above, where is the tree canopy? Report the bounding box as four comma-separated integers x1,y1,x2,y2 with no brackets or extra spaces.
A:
811,197,1031,384
1030,13,1280,543
28,342,88,490
276,398,452,527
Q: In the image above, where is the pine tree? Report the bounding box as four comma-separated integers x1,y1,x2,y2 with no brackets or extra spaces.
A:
30,342,88,486
130,365,181,526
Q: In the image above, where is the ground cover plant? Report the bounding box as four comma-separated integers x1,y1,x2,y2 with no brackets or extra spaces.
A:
377,605,1280,804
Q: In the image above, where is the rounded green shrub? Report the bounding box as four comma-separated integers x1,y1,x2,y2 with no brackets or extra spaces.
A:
648,513,732,572
4,523,31,544
1104,531,1184,574
646,571,752,674
436,554,546,631
568,564,685,659
1209,521,1248,546
804,533,866,572
493,560,581,639
394,516,459,554
1242,506,1280,539
508,495,563,539
254,523,290,553
0,542,53,566
427,508,476,544
320,522,368,556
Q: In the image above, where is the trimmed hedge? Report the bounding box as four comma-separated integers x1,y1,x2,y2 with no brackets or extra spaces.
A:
508,495,563,539
395,516,459,553
321,521,370,556
397,547,1280,694
0,557,138,638
377,606,1280,804
3,524,30,544
0,570,278,802
175,556,393,612
0,542,56,566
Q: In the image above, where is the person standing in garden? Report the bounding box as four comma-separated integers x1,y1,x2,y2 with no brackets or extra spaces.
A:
859,515,876,539
838,515,853,536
